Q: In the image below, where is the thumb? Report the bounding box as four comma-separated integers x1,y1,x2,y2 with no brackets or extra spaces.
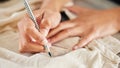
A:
67,5,91,15
73,33,94,50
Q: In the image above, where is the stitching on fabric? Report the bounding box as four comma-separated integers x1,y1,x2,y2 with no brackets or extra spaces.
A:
94,40,120,64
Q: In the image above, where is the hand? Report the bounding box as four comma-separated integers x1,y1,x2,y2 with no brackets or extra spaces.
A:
48,6,120,50
17,9,61,53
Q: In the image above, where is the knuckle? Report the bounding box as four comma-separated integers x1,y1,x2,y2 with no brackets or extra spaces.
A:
41,20,51,27
92,27,97,32
58,23,63,28
19,42,28,53
91,27,99,37
26,27,32,32
21,42,28,48
17,19,24,28
64,29,72,36
36,38,43,44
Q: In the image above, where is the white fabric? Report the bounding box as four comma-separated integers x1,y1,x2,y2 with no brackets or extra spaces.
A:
0,0,120,68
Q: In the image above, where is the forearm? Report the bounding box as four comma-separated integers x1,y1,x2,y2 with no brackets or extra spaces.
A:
109,7,120,31
116,8,120,31
118,19,120,31
41,0,70,12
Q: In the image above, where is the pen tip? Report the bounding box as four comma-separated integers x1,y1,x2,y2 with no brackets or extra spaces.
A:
48,52,52,57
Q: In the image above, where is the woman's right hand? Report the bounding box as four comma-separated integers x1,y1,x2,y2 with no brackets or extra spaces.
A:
18,15,45,53
17,9,61,53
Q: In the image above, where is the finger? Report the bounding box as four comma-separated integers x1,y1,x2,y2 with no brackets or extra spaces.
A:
18,28,31,45
39,20,51,37
36,13,44,25
73,32,94,50
19,33,45,53
26,27,44,44
67,5,92,15
24,33,31,42
49,27,81,44
47,20,75,38
36,16,42,26
20,42,44,53
34,10,43,17
19,34,30,51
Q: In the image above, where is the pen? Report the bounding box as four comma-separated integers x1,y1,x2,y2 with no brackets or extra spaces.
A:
24,0,52,57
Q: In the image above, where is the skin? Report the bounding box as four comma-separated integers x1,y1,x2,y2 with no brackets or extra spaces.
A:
48,6,120,50
17,0,69,53
18,0,120,53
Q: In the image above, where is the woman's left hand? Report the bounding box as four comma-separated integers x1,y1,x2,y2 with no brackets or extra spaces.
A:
47,6,120,50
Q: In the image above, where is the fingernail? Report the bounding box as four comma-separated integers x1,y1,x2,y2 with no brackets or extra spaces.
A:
48,39,54,44
48,43,52,47
48,39,51,42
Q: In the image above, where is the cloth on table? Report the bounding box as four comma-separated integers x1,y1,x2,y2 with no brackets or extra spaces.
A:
0,0,120,68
